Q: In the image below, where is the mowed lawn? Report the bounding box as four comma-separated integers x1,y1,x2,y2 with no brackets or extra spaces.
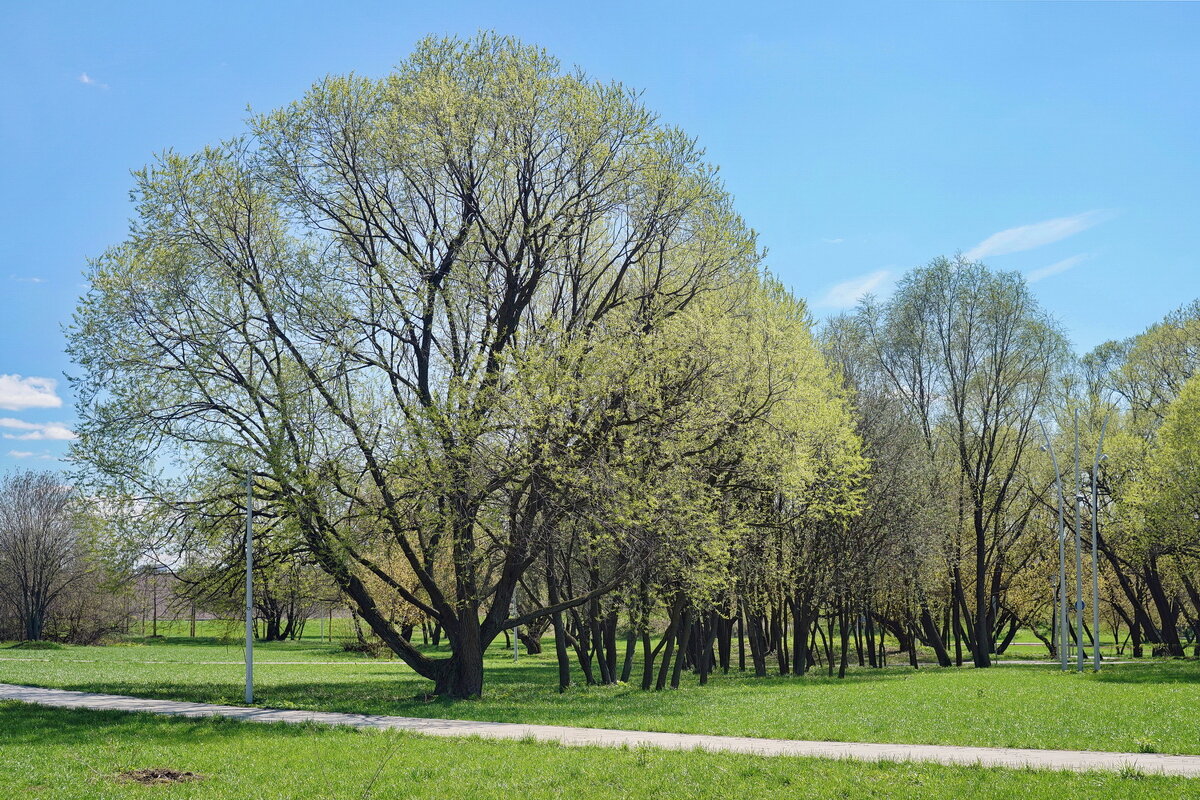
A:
1,702,1195,800
2,632,1197,756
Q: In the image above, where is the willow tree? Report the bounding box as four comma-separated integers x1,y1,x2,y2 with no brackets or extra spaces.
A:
857,257,1069,667
68,34,767,697
1083,301,1200,656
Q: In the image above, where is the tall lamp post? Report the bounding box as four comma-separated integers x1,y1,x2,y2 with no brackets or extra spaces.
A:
245,463,254,703
1043,412,1109,674
244,337,255,705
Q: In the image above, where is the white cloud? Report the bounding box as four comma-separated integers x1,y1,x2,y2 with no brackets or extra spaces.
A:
10,275,45,283
0,375,63,411
964,211,1111,260
0,418,76,441
1027,254,1089,284
6,449,54,460
78,72,109,89
817,269,893,309
821,237,845,244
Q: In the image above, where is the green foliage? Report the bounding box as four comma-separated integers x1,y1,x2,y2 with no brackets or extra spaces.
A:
66,31,862,695
1128,373,1200,556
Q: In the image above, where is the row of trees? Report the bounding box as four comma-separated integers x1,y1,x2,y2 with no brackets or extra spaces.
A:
62,33,1198,697
0,471,129,643
1080,300,1200,657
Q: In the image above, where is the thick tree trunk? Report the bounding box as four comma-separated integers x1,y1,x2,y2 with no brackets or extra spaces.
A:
1145,558,1185,657
24,610,44,642
746,611,768,678
655,604,683,690
1096,533,1159,647
972,511,992,668
920,604,952,667
792,596,811,676
547,558,572,692
431,637,484,699
669,609,695,689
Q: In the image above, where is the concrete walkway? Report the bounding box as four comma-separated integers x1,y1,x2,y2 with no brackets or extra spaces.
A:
3,683,1198,777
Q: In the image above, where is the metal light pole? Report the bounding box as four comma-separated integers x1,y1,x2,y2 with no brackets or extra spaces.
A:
245,466,254,703
1091,415,1110,672
1039,422,1068,671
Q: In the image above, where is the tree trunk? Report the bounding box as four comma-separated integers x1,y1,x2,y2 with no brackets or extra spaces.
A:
1145,557,1185,657
670,609,695,689
972,510,992,668
432,634,485,699
547,557,572,692
655,603,683,690
737,608,746,672
837,605,851,679
920,604,952,667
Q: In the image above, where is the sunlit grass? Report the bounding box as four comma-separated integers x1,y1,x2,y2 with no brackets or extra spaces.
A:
1,702,1195,799
2,633,1196,755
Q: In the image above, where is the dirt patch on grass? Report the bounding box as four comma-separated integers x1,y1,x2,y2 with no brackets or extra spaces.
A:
117,768,204,785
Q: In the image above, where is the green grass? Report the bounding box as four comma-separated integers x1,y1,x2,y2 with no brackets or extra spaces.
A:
0,702,1194,799
2,634,1197,755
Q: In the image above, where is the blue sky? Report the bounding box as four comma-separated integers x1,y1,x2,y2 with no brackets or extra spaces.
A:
2,1,1197,467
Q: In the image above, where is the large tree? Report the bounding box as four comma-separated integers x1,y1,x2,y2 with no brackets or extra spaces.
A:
856,256,1069,667
67,34,824,697
0,471,88,641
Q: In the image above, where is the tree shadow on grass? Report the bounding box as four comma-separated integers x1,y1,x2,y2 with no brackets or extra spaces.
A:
1089,660,1200,684
0,700,322,750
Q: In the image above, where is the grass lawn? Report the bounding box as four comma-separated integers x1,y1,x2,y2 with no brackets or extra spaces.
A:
2,633,1197,756
1,702,1195,799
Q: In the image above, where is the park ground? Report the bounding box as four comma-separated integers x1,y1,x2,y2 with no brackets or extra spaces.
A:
2,624,1198,798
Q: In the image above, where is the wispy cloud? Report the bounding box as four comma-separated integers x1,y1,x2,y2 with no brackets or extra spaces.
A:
0,375,63,411
0,418,76,441
964,211,1111,260
821,237,845,245
78,72,109,89
10,275,45,284
7,449,53,460
1027,254,1089,284
817,269,893,309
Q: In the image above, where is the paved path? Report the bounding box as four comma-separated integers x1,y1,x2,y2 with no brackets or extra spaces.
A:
3,683,1198,777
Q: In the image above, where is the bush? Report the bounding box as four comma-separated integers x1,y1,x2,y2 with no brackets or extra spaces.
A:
339,638,384,658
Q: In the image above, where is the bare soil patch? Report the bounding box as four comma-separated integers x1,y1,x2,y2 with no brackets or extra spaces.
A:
117,768,204,785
